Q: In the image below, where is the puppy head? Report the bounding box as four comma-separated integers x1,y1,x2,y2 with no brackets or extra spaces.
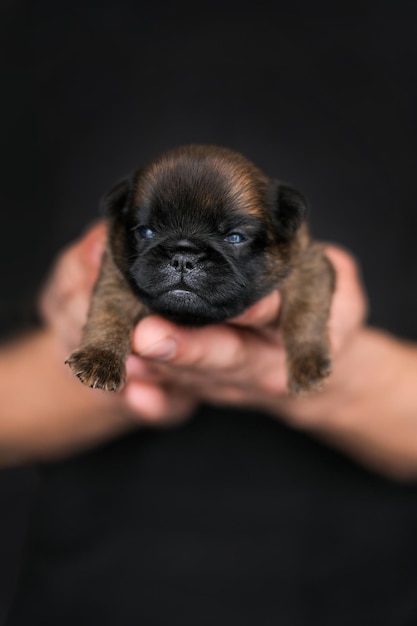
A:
105,145,307,325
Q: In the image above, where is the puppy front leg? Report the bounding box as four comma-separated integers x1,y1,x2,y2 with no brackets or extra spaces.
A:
66,245,145,391
280,244,335,395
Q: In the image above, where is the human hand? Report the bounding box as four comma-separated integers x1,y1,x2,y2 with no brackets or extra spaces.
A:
39,222,367,427
39,222,197,426
39,222,107,351
130,245,368,418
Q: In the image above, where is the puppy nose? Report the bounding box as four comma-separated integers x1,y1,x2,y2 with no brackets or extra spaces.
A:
170,251,198,273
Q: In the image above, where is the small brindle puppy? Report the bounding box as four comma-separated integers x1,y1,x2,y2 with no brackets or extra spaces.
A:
67,145,335,395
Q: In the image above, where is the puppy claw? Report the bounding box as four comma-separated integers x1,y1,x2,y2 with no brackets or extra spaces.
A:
287,345,332,396
66,348,126,392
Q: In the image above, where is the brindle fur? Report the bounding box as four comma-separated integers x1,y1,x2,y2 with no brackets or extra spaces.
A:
67,145,335,395
65,244,146,391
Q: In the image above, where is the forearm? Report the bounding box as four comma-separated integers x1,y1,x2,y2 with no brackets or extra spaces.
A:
279,328,417,479
0,329,135,465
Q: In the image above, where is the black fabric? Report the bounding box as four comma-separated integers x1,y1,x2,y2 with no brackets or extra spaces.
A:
2,6,417,625
8,408,417,625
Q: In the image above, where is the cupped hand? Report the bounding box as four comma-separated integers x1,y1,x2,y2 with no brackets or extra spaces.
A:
39,222,197,427
39,222,107,351
129,245,368,416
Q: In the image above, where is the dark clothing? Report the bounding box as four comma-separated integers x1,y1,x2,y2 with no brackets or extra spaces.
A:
8,409,417,626
3,7,417,625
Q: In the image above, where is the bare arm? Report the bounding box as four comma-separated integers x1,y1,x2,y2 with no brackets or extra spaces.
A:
0,329,134,464
0,224,195,465
286,328,417,480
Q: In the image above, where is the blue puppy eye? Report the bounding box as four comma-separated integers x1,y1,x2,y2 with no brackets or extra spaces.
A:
137,226,155,240
224,232,245,244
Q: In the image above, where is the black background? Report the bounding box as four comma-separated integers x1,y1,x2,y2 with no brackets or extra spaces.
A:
1,4,417,624
3,6,417,338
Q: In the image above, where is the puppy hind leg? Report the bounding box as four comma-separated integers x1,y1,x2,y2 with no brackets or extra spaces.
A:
280,245,335,395
66,245,145,391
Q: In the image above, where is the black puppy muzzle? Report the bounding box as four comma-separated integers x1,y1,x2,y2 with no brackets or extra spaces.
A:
168,239,206,276
129,235,252,324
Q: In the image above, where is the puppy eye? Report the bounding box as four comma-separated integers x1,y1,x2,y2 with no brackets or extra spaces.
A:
137,226,155,240
224,232,246,244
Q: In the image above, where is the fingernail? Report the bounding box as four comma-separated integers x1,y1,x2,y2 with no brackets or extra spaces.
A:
139,337,177,361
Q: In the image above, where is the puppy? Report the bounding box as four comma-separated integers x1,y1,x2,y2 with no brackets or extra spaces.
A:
66,145,335,395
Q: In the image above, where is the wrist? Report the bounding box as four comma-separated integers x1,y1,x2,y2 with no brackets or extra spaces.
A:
272,327,417,478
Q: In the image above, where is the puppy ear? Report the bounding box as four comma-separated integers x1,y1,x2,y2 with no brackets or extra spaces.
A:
270,181,308,241
100,177,132,217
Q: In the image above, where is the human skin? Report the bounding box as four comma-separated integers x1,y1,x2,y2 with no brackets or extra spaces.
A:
130,246,417,480
2,223,417,479
0,225,195,464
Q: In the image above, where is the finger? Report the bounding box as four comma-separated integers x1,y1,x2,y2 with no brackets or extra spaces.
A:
123,380,196,425
39,223,106,321
133,315,252,372
324,245,368,354
125,354,166,383
77,220,108,267
44,285,93,351
132,314,288,394
39,222,108,343
228,290,281,328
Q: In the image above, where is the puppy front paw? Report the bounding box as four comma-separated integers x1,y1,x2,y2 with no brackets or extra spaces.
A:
66,347,126,392
287,344,332,396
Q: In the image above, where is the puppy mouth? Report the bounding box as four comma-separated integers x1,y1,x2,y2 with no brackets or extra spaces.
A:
169,288,200,297
157,287,206,305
